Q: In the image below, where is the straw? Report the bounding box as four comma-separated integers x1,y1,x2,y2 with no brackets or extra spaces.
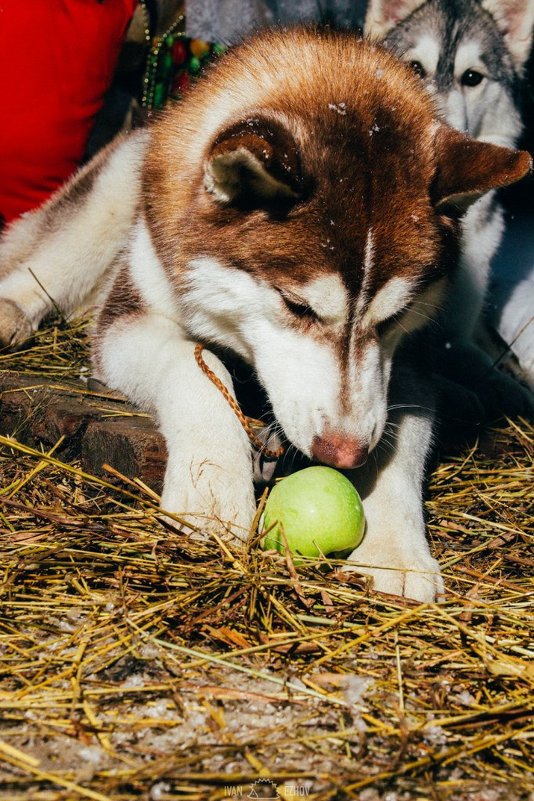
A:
0,318,532,800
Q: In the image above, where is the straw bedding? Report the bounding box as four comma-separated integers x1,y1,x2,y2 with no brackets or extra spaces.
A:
0,320,532,800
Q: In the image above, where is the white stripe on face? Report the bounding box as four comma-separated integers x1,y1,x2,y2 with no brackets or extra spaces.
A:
355,228,375,320
364,227,374,274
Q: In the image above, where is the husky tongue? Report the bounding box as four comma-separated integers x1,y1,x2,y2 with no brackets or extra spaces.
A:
312,435,368,469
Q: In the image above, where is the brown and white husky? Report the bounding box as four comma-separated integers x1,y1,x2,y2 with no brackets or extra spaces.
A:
0,28,530,601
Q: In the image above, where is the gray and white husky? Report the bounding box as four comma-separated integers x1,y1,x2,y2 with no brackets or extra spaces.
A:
365,0,534,393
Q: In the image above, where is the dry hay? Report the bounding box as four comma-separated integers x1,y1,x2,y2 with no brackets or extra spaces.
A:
0,320,532,801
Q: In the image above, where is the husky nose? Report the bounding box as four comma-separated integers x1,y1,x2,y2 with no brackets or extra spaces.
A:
311,434,368,469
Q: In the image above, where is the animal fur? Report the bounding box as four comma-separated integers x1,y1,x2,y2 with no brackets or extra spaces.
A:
0,28,530,601
365,0,534,398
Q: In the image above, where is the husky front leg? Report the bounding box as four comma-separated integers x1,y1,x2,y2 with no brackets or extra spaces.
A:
97,313,256,538
0,131,147,346
445,194,504,342
345,388,443,603
440,197,534,417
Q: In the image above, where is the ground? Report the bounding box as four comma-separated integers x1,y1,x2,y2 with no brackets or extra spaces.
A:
0,321,532,801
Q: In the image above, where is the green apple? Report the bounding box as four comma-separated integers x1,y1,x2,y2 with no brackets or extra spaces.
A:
261,466,365,558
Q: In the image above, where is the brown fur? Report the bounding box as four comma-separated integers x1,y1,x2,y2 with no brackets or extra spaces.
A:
98,265,143,330
144,30,443,295
1,26,530,600
139,27,529,362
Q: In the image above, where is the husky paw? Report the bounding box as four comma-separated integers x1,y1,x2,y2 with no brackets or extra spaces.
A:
343,543,444,603
0,299,33,347
159,465,256,542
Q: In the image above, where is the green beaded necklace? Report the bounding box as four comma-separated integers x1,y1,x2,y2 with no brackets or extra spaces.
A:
138,0,225,111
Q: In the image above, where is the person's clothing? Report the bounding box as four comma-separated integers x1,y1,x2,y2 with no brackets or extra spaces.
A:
0,0,136,225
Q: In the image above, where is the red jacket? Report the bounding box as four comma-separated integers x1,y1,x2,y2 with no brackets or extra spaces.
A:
0,0,136,225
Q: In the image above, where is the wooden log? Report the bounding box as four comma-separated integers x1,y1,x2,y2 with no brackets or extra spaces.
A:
0,371,166,491
82,417,166,493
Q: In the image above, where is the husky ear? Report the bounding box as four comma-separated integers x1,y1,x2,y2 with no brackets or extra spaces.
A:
204,117,302,206
481,0,534,70
432,124,532,214
364,0,425,39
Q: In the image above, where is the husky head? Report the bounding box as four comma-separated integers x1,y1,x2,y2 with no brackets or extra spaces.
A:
365,0,534,146
146,30,530,469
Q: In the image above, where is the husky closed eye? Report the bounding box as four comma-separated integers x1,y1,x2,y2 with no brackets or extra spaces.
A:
277,289,319,322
